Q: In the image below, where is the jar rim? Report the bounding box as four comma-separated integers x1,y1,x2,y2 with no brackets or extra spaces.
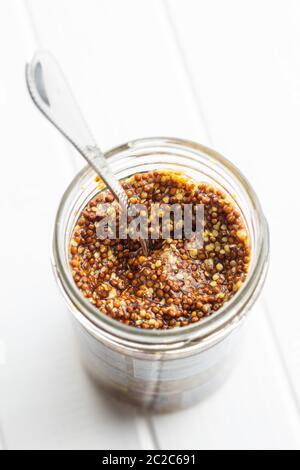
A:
52,137,269,347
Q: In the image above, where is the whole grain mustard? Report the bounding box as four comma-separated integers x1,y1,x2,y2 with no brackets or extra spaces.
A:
70,170,250,329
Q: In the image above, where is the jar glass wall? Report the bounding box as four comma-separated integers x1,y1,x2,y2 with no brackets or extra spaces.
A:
52,137,269,412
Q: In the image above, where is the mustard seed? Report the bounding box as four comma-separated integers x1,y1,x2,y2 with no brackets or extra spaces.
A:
69,170,250,329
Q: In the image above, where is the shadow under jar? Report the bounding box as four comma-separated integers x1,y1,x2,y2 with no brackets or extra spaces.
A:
52,137,269,412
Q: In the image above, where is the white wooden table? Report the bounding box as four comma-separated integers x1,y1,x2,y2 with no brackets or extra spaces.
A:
0,0,299,450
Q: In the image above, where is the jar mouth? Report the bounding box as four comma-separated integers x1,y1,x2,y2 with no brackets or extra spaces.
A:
52,137,269,346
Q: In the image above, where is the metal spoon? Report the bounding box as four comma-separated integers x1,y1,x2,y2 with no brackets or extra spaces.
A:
26,50,148,255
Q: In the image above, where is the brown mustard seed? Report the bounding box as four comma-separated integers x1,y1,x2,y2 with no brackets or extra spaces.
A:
69,170,251,329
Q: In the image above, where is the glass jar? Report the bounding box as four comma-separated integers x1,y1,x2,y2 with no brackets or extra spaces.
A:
52,137,269,412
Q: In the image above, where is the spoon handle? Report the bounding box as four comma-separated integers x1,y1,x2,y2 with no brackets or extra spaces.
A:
25,50,129,211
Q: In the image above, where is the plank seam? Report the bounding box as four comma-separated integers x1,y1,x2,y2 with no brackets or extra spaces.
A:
24,0,81,174
162,0,214,146
134,413,160,450
24,0,43,49
146,416,161,450
262,296,300,420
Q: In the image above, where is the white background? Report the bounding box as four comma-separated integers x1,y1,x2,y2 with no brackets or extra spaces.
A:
0,0,299,450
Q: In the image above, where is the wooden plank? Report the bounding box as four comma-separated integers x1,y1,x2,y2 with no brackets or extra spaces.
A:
153,304,300,450
26,0,207,151
150,0,300,449
0,0,140,450
163,0,300,409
